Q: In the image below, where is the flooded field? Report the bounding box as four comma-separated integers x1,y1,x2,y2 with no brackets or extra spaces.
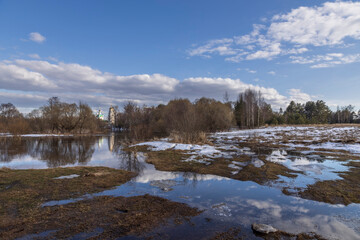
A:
1,125,360,239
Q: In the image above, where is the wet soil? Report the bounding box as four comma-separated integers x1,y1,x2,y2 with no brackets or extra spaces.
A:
296,161,360,205
142,149,300,185
0,194,202,239
129,127,360,205
209,227,326,240
0,166,136,217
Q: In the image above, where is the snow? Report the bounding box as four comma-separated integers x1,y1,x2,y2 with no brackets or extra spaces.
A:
213,126,360,155
53,174,80,179
135,141,221,158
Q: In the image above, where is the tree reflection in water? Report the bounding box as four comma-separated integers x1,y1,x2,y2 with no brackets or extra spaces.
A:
28,137,97,167
0,137,97,167
109,134,146,174
0,137,30,162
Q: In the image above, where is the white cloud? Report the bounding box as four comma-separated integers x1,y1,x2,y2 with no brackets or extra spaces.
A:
288,89,312,103
0,62,57,91
268,71,276,75
188,38,236,58
246,42,282,60
269,2,360,46
29,32,46,43
290,53,360,68
0,59,312,110
188,1,360,66
178,77,288,108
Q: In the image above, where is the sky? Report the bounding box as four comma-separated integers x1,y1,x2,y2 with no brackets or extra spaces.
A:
1,0,360,113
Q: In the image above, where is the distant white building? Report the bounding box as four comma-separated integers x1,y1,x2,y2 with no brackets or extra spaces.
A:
108,106,116,125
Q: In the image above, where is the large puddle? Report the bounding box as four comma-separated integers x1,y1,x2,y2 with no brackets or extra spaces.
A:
1,129,360,239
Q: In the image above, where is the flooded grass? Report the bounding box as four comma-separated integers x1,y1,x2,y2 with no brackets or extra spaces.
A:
141,150,300,186
0,166,136,217
131,125,360,205
296,161,360,205
253,231,326,240
1,194,201,239
1,126,360,239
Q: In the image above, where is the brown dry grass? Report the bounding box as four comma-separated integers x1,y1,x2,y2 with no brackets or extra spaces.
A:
142,149,299,185
294,161,360,205
0,167,136,217
169,131,209,144
1,194,202,239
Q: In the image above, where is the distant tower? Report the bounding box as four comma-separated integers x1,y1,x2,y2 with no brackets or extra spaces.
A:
108,106,116,125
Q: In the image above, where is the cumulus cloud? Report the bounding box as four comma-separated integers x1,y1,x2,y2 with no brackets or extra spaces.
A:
29,32,46,43
288,89,312,103
188,1,360,67
269,2,360,46
0,59,309,110
0,62,57,91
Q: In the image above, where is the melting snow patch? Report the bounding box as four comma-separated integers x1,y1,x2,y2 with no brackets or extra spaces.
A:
251,158,265,168
53,174,80,179
266,150,288,162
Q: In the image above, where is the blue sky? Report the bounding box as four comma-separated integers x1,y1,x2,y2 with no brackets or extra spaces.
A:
0,0,360,112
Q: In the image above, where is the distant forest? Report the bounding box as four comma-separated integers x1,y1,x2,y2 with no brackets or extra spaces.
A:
0,90,359,140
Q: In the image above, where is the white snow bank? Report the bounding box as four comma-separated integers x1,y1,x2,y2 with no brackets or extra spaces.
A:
135,141,221,156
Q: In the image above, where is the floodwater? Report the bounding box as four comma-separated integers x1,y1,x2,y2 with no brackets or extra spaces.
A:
1,133,360,239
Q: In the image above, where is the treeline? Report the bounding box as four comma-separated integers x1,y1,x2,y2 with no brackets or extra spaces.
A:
1,90,359,138
116,98,233,142
268,101,359,125
232,90,359,128
0,97,104,134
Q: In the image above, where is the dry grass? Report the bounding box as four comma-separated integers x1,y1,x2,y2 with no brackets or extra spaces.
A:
294,161,360,205
142,149,299,185
169,131,209,144
1,194,202,239
0,167,136,217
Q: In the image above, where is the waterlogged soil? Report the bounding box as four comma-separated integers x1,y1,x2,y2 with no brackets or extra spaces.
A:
140,149,300,185
296,161,360,205
142,149,358,205
210,227,326,240
0,167,201,239
129,125,360,205
1,127,360,239
1,194,201,239
0,166,136,217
